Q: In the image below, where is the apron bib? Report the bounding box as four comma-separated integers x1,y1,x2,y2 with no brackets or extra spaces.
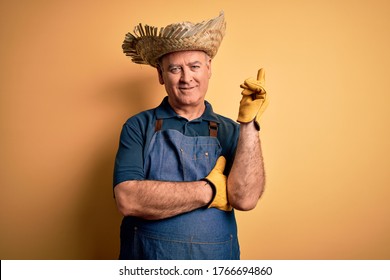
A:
119,120,239,260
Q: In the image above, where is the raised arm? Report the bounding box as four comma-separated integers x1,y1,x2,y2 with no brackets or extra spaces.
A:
228,68,269,210
227,123,265,210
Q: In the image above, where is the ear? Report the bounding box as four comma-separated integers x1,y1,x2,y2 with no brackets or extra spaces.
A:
207,58,212,79
157,66,164,85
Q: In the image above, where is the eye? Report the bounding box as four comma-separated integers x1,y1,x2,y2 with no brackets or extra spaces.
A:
169,66,181,74
191,65,201,70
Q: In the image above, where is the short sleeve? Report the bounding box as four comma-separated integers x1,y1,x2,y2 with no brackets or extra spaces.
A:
113,122,145,187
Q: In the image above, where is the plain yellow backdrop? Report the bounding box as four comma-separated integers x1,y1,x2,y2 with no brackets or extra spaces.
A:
1,0,389,259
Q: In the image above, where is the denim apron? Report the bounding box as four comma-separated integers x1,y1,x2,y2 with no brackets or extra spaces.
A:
119,120,240,260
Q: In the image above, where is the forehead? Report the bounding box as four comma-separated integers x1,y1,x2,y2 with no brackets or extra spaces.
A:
160,50,207,65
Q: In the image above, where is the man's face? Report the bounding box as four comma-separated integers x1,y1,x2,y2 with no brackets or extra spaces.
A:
157,50,212,111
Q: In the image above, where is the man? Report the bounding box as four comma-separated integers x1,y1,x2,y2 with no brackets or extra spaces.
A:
113,12,269,260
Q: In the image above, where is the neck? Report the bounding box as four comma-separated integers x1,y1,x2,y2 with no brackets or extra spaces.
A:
169,101,206,121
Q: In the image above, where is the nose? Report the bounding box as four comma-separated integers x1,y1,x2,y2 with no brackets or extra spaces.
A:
180,68,192,83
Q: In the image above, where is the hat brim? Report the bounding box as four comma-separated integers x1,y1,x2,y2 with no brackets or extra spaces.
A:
122,12,226,67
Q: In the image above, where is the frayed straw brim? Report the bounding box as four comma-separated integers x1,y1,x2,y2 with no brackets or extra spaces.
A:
122,12,226,67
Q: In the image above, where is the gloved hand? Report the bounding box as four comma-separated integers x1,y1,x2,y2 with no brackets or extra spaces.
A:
237,68,269,130
203,156,232,211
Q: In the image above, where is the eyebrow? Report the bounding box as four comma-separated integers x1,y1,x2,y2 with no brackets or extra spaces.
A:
188,60,202,66
168,60,202,68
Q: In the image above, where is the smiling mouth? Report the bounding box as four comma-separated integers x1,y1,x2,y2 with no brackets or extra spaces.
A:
179,87,196,91
179,84,197,89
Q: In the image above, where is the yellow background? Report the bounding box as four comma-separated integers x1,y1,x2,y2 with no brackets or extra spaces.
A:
1,0,389,259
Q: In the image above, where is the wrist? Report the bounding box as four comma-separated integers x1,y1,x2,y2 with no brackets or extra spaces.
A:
200,179,216,207
240,120,260,132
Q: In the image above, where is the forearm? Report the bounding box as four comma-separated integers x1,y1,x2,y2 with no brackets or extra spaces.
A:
114,180,213,220
228,122,265,210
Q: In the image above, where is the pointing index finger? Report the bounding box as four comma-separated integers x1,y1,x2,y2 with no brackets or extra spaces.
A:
257,68,265,83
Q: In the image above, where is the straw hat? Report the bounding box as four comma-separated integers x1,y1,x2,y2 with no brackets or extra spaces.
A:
122,12,226,67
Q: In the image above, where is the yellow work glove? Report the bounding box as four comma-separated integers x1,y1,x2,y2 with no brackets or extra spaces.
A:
237,68,269,130
203,156,232,211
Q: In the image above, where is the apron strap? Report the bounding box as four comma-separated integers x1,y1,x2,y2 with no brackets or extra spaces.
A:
155,119,163,132
155,119,218,137
209,121,218,137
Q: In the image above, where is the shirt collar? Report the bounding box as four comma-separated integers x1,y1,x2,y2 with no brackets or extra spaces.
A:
155,96,220,123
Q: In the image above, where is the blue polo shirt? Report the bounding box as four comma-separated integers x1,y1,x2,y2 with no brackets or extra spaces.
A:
113,97,240,187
